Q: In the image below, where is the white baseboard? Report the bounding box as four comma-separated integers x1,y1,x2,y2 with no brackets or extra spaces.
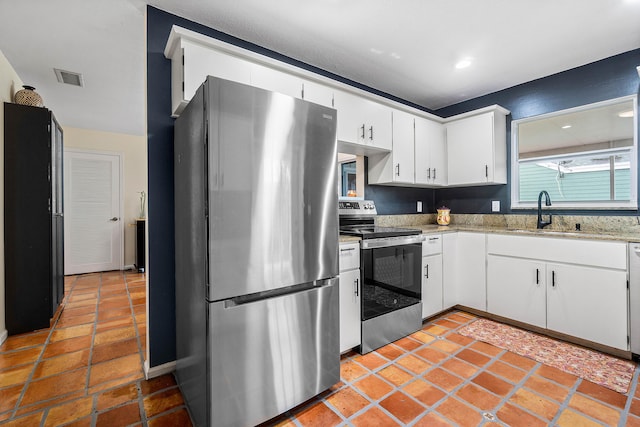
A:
144,359,176,380
0,329,7,346
124,264,135,271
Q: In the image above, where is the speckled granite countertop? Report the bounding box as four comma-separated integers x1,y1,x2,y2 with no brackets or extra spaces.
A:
376,213,640,243
412,224,640,242
339,213,640,243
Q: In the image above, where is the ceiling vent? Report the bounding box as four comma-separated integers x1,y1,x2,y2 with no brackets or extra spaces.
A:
54,68,84,87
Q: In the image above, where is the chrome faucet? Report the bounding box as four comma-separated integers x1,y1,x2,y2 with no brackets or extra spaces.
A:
537,190,552,229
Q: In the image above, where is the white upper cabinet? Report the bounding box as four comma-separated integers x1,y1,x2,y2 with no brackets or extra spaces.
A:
168,39,253,116
391,110,415,183
301,79,334,108
415,116,446,186
368,110,414,184
445,107,509,186
334,89,392,153
249,63,303,99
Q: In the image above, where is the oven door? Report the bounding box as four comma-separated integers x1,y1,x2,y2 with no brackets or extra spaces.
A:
360,235,423,321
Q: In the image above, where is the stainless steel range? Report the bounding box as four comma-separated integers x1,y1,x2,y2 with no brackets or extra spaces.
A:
339,200,424,353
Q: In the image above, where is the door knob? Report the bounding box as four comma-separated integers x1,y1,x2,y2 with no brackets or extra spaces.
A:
110,217,119,222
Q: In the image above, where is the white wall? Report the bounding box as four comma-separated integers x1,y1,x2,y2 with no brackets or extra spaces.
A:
0,49,24,344
63,127,147,268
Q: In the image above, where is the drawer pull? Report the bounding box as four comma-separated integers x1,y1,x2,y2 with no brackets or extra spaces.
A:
536,268,539,285
354,278,359,296
340,247,356,252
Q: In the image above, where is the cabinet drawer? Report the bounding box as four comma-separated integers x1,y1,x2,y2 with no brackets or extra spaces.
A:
339,242,360,272
487,234,627,270
423,234,442,256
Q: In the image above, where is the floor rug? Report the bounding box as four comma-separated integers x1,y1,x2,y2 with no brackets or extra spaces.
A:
458,318,636,394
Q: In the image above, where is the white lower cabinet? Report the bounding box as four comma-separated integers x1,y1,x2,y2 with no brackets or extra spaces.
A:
422,254,443,318
339,242,360,353
422,234,443,318
486,234,629,350
452,232,487,311
487,255,546,328
546,263,627,350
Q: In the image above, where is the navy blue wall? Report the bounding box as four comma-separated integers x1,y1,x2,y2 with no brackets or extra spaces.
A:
434,49,640,215
146,6,435,366
147,5,639,366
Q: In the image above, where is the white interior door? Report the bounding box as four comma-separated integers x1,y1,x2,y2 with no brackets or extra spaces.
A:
64,150,123,274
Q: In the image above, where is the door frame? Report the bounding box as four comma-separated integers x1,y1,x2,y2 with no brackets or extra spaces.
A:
63,148,125,274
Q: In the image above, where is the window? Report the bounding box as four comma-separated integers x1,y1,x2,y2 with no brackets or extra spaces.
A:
512,96,637,209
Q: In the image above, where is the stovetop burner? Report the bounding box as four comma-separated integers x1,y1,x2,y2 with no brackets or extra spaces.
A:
338,199,422,239
339,225,421,239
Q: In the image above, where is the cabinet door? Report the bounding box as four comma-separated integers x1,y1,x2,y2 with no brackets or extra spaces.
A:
391,110,415,183
455,233,487,311
302,79,334,108
339,269,361,353
446,113,493,185
334,89,366,145
422,254,443,318
250,63,303,99
415,117,446,185
487,255,546,328
429,125,447,186
364,99,392,151
442,233,458,309
182,41,252,104
546,263,628,350
334,90,392,151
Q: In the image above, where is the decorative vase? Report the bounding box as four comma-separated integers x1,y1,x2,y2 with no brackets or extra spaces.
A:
139,191,146,219
14,85,44,107
436,207,451,226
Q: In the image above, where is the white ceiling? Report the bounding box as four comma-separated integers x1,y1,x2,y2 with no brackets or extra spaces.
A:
0,0,639,137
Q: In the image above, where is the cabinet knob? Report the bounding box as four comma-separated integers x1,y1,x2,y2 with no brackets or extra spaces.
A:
110,217,119,222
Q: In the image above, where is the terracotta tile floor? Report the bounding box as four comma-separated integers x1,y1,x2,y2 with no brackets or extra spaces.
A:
0,271,192,426
3,273,640,426
268,311,640,427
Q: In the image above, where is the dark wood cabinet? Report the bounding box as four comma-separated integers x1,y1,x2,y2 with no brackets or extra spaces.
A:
135,219,146,273
4,102,64,335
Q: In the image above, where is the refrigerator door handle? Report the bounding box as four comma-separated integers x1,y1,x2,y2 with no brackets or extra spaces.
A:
223,278,339,308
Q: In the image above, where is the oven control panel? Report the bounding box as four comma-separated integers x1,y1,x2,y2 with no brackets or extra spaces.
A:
338,200,377,216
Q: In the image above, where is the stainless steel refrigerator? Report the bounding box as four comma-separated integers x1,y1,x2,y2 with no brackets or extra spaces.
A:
174,76,340,427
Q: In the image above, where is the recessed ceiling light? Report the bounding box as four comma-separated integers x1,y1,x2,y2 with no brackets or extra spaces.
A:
455,58,472,69
390,52,401,60
618,110,634,118
562,125,572,129
54,68,84,87
369,48,383,55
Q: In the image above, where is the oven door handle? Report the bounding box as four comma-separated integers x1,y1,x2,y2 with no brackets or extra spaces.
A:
361,234,425,249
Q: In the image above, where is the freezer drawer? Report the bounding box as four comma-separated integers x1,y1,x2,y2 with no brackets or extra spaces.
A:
207,279,339,427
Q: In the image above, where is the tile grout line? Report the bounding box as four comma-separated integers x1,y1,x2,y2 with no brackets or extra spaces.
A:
8,275,80,421
125,271,147,386
618,364,640,427
123,270,152,427
84,273,103,399
451,313,631,426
